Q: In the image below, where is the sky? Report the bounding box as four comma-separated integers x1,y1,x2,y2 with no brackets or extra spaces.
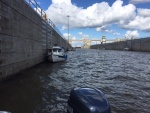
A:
29,0,150,46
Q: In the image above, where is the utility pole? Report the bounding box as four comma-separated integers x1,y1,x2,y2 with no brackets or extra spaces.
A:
67,15,70,43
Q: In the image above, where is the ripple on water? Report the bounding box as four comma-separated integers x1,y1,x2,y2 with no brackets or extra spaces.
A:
0,49,149,113
35,49,150,113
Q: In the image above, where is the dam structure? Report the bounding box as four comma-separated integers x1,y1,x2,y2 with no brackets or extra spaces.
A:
0,0,71,80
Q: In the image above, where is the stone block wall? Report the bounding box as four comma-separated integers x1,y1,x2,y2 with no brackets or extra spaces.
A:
0,0,70,80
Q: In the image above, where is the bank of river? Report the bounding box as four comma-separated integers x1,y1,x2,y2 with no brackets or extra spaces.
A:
0,49,150,113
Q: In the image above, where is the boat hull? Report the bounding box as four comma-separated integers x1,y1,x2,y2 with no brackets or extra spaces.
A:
47,45,67,62
48,54,67,62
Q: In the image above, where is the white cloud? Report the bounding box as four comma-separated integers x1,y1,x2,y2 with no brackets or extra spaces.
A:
113,32,121,36
63,32,92,47
96,26,107,32
63,33,71,39
62,25,67,30
130,0,150,4
52,0,71,5
78,32,83,36
105,29,113,33
82,35,89,38
96,26,113,33
63,33,77,41
45,0,150,33
72,36,76,40
96,26,114,32
125,30,139,39
63,33,84,47
137,8,150,17
103,0,136,25
120,8,150,32
46,0,136,28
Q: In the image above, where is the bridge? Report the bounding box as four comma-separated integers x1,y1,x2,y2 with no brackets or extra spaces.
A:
69,36,116,48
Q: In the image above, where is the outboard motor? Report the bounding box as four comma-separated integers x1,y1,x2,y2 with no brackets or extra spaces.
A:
67,87,111,113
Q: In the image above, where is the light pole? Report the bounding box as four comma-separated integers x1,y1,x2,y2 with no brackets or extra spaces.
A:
67,15,70,43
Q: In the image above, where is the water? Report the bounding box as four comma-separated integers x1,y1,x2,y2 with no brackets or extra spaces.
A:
0,49,150,113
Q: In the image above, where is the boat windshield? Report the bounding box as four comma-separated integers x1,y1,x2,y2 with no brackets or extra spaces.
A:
58,49,63,52
53,48,63,52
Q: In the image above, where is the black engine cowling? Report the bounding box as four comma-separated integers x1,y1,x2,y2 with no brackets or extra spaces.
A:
67,87,111,113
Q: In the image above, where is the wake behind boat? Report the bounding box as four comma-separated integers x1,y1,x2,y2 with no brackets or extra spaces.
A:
48,45,67,62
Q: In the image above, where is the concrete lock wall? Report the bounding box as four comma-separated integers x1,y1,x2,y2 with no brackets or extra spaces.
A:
90,41,128,50
90,37,150,52
131,38,150,51
0,0,70,80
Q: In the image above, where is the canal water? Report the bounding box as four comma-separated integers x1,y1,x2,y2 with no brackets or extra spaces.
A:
0,49,150,113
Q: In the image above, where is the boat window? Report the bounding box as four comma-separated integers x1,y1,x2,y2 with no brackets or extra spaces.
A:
58,49,62,52
53,49,58,52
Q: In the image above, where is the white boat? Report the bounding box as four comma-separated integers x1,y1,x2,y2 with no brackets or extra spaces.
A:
123,47,129,51
48,46,67,62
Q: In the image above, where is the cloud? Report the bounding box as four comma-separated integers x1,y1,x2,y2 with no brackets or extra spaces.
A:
113,32,121,36
125,30,139,39
72,36,76,40
45,0,150,33
96,26,106,32
52,0,71,5
78,32,83,36
61,26,67,30
46,0,136,28
63,33,84,46
82,35,89,38
137,8,150,17
96,25,113,33
130,0,150,4
63,33,77,41
121,8,150,32
63,33,71,39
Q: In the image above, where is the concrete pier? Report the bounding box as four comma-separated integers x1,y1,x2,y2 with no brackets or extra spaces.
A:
0,0,71,80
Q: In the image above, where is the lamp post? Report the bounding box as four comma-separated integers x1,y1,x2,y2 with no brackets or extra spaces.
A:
67,15,70,43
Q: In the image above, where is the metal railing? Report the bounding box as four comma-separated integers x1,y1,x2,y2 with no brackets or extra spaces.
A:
27,0,45,18
25,0,68,42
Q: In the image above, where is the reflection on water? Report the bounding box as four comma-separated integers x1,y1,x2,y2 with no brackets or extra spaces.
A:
0,49,150,113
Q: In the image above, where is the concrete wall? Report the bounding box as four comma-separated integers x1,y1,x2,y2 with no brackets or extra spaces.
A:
131,38,150,51
90,41,128,50
90,37,150,52
0,0,70,80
